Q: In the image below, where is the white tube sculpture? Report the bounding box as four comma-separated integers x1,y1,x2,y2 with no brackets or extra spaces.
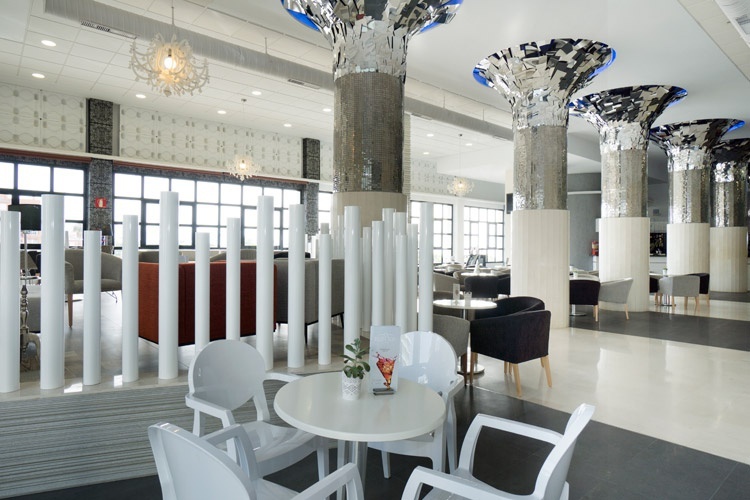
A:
344,206,361,347
371,221,385,327
256,196,275,370
288,204,305,368
0,211,20,393
121,215,139,383
41,194,65,390
318,232,332,365
194,232,210,353
418,202,434,332
382,208,395,324
407,224,419,332
83,230,101,386
226,217,241,341
158,191,179,380
361,227,372,333
395,233,408,334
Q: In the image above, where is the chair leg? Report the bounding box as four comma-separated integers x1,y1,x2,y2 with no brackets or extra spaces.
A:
684,296,688,310
511,364,522,397
541,356,552,387
624,304,629,320
706,293,710,306
380,450,391,479
695,296,700,314
460,353,468,386
469,352,477,385
316,439,329,480
67,294,73,327
504,361,509,374
594,305,599,322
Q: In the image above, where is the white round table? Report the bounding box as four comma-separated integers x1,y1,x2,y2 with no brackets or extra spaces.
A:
274,372,445,489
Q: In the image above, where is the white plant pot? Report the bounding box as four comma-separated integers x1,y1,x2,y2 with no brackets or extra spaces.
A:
341,373,362,400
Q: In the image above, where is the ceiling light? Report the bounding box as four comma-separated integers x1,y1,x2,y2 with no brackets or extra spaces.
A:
423,151,430,155
448,133,474,197
129,0,208,97
226,154,257,181
32,73,45,79
135,93,146,99
41,40,57,47
283,123,292,128
251,90,262,96
465,143,473,146
217,110,227,115
426,133,434,137
323,107,332,113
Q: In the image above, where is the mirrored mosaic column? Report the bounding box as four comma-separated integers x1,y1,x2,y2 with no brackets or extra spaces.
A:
474,39,614,327
283,0,461,227
571,85,686,311
710,139,750,292
650,119,743,276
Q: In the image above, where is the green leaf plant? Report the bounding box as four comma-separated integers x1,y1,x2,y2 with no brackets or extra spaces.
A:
342,338,371,379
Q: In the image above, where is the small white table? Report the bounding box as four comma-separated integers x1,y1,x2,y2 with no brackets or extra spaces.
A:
274,372,445,489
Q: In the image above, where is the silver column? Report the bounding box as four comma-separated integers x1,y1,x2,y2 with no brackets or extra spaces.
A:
711,139,750,228
283,0,461,225
571,86,687,218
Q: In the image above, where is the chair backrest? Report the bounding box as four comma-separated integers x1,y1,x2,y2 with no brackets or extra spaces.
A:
687,272,710,294
569,279,601,306
536,404,595,500
433,272,459,293
431,314,469,356
496,274,511,296
432,291,462,318
64,249,85,280
464,275,499,299
474,295,544,320
661,275,700,297
148,423,256,500
188,340,269,418
399,332,458,395
598,278,633,304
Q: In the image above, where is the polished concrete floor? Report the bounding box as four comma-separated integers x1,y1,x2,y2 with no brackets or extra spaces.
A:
5,291,750,498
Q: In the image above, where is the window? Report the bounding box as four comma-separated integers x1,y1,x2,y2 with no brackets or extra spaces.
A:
463,205,504,265
0,160,87,247
409,201,454,264
113,170,304,249
318,191,332,230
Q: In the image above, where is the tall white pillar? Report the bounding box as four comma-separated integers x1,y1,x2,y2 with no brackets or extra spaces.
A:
288,204,305,368
361,227,372,334
418,202,434,332
226,217,241,341
158,191,179,380
0,211,20,393
121,215,139,383
709,227,748,292
194,232,210,352
599,218,650,311
41,194,65,390
395,233,408,334
382,208,395,324
256,196,275,370
667,223,710,275
407,224,419,332
318,232,332,365
344,206,361,347
83,230,101,386
371,221,384,327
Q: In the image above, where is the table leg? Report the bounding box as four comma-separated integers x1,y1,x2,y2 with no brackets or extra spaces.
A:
351,441,367,490
570,304,586,316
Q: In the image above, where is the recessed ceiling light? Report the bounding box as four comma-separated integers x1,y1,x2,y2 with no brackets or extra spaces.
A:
423,151,430,155
41,40,57,47
426,133,434,137
283,123,292,128
323,107,332,113
465,143,473,146
135,93,146,99
217,110,227,115
31,73,45,79
251,90,262,96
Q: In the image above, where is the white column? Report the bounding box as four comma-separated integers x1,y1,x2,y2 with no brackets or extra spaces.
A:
226,217,241,341
83,231,102,386
121,215,139,383
382,208,395,324
158,191,179,380
407,224,419,332
256,196,275,370
41,194,65,390
667,223,710,275
194,232,210,352
511,210,569,328
394,212,407,237
361,227,372,334
418,202,434,332
0,211,20,393
344,206,362,347
318,232,332,365
710,227,748,292
395,233,408,334
371,221,384,327
288,204,305,368
599,217,650,311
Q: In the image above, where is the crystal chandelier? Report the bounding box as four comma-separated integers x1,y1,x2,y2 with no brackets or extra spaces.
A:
227,154,257,181
129,1,208,97
448,133,474,197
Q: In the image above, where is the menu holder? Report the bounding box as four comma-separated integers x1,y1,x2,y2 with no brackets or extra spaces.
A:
369,325,401,394
452,283,460,301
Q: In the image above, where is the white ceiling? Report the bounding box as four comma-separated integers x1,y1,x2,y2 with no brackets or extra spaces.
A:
1,0,749,186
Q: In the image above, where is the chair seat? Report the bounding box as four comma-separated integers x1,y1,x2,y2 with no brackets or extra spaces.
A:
242,421,318,477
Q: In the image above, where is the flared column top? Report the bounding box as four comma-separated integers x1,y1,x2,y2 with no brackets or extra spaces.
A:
712,138,750,169
649,119,744,171
282,0,462,80
473,38,615,128
570,85,687,150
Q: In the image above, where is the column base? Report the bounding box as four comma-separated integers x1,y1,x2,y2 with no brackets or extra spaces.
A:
332,192,407,228
666,223,709,275
710,227,748,292
599,217,650,312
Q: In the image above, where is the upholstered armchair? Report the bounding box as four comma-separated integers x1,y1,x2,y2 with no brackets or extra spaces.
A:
569,278,601,320
598,278,634,319
496,273,511,296
472,295,544,321
659,275,700,312
688,273,710,305
470,308,552,396
464,275,499,299
64,249,122,327
433,272,460,293
432,313,470,383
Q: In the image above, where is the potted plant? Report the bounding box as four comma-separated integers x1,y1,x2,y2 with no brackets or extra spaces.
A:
341,338,370,400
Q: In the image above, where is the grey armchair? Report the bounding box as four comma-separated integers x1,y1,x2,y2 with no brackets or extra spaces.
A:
433,272,460,293
432,313,470,384
64,249,123,327
598,278,634,320
659,275,700,312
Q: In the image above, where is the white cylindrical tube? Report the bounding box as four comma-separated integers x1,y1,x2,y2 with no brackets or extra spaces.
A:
395,233,408,334
256,195,275,370
321,222,330,235
394,212,407,236
121,215,139,383
41,194,65,390
226,217,241,341
195,232,210,353
83,230,101,386
0,211,20,393
418,202,434,332
382,208,395,324
64,231,69,248
337,214,345,259
407,224,419,332
371,221,385,327
361,227,372,333
288,204,305,368
318,233,332,365
344,206,361,347
158,191,179,380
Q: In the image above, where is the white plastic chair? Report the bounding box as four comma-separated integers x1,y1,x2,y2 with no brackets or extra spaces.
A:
185,339,329,479
148,422,363,500
368,331,463,477
401,403,595,500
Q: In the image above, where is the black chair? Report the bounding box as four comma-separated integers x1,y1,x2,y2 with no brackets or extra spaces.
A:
497,274,511,296
569,279,601,320
464,275,499,299
473,295,544,321
687,273,710,306
470,308,552,396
